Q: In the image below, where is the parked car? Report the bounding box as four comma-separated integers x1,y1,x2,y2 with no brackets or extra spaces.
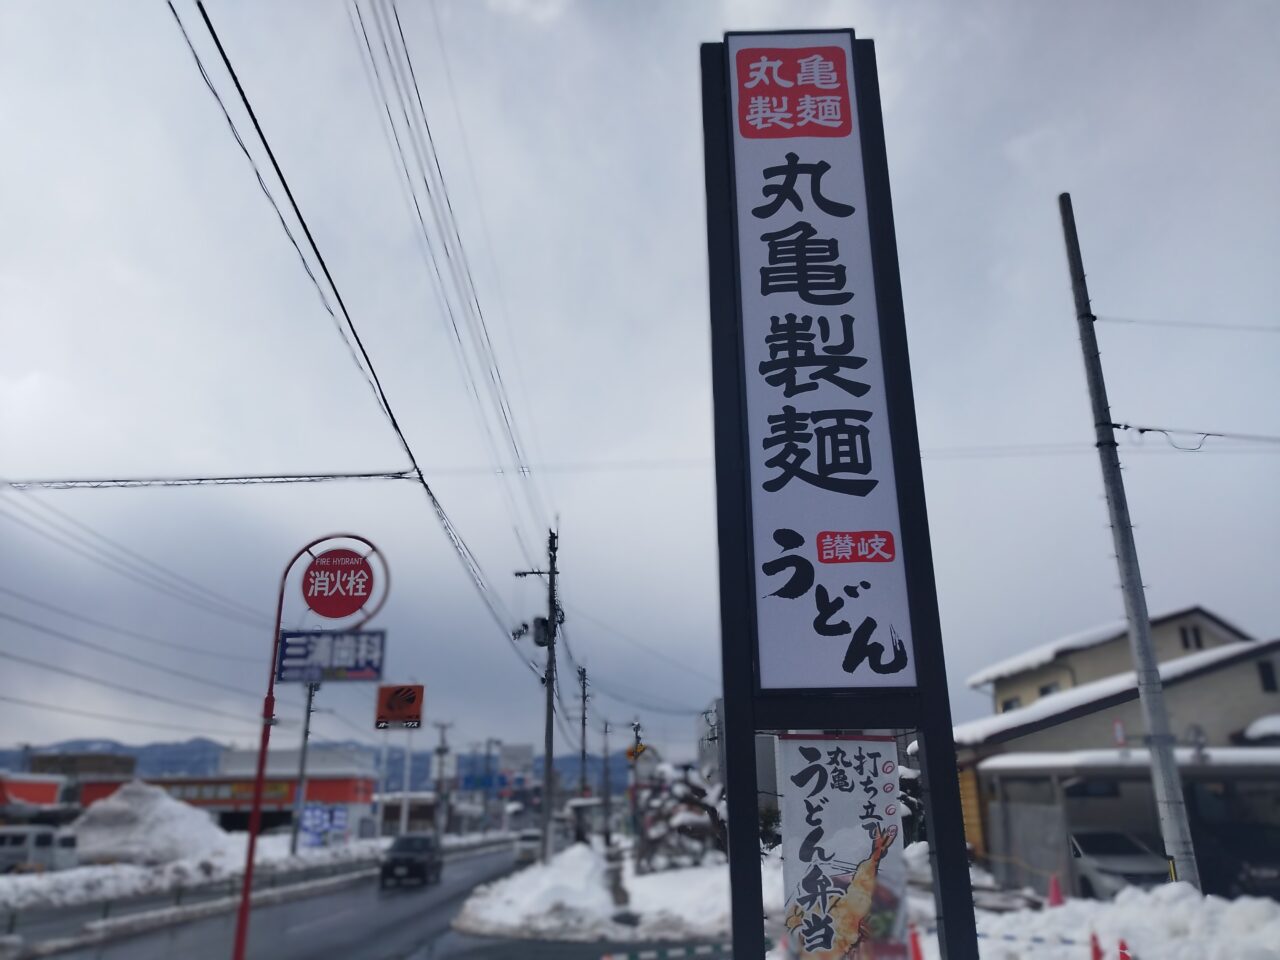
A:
379,833,442,888
1193,822,1280,899
514,828,542,865
0,826,78,874
1070,829,1168,898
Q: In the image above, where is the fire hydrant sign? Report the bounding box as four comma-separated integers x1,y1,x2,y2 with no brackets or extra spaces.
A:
726,32,916,689
778,735,907,958
302,548,374,619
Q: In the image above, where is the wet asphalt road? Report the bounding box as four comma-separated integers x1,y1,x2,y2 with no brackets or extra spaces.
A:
43,847,729,960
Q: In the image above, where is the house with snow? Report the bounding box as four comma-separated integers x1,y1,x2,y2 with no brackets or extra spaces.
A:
952,606,1280,899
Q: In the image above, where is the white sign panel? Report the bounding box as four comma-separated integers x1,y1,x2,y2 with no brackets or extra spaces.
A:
727,32,916,688
778,735,908,958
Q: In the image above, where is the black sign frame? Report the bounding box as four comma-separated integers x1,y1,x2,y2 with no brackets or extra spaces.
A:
701,31,978,959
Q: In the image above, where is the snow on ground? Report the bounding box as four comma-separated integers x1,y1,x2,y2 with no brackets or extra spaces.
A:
463,841,1280,958
455,842,784,941
0,782,512,911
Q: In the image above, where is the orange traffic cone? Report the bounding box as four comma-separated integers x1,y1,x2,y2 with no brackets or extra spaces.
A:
907,923,925,960
1047,872,1065,907
1090,932,1104,960
1119,938,1132,960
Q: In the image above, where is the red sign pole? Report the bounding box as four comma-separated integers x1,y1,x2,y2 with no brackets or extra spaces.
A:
232,535,386,960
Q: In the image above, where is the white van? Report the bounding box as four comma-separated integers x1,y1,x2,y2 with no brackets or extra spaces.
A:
0,825,78,873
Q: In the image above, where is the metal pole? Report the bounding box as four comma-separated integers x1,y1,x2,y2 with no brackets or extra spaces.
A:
601,721,612,847
540,530,558,864
374,728,389,837
1058,192,1201,888
629,721,641,839
483,739,496,832
398,727,412,836
288,681,319,856
578,668,588,796
433,722,452,836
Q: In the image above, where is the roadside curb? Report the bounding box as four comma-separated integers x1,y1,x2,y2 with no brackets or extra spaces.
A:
15,839,512,958
16,869,376,958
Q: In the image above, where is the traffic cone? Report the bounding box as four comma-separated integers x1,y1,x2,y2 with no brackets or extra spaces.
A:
1118,938,1132,960
1090,932,1104,960
908,922,925,960
1047,872,1065,907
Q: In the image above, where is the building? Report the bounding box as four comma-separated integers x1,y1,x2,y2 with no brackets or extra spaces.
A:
29,753,136,779
78,746,377,838
0,772,72,823
953,605,1280,898
968,606,1251,715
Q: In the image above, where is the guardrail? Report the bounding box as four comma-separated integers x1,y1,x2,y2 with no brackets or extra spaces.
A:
2,834,513,940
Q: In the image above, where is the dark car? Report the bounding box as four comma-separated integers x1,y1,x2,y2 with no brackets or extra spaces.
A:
380,833,442,888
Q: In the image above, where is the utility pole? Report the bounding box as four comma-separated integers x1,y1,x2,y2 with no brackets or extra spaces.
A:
373,727,389,837
433,721,453,837
578,667,589,796
601,720,612,847
629,720,642,839
483,737,501,832
516,529,559,865
1058,192,1201,889
288,681,319,856
398,727,413,836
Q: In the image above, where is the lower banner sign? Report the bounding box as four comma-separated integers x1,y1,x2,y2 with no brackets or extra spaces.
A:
276,630,385,682
778,734,907,959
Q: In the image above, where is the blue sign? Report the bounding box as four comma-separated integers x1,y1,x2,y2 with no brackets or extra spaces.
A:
276,630,385,683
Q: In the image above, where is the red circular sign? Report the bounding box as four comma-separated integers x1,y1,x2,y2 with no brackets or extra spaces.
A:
302,549,375,619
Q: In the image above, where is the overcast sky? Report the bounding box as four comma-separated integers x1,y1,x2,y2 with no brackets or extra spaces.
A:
1,0,1276,762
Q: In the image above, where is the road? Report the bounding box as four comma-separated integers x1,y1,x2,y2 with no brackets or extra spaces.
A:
46,847,731,960
52,847,515,960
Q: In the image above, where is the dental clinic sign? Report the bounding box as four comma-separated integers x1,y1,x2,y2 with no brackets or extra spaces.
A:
726,33,916,690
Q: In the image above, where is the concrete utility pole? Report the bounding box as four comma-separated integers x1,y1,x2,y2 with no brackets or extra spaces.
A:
433,721,453,836
288,681,319,856
517,529,559,865
629,720,642,838
483,737,501,831
398,727,413,836
578,667,589,796
601,721,612,847
373,728,389,836
1058,192,1201,888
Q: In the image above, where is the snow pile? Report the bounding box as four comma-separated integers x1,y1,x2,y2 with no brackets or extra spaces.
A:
74,781,233,865
456,842,784,942
455,843,616,939
1245,714,1280,741
962,882,1280,960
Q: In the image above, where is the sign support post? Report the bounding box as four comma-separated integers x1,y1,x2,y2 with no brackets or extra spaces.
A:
701,32,977,958
231,535,387,960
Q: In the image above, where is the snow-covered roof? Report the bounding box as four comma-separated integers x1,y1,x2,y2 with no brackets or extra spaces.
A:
965,606,1249,688
1244,714,1280,742
953,638,1280,746
978,746,1280,774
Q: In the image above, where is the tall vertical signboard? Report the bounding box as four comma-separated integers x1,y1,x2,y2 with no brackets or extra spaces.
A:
701,31,978,958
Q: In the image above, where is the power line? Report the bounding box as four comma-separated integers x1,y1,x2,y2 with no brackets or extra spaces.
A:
0,692,249,738
0,501,264,628
3,470,417,490
561,604,719,684
0,586,261,663
1112,422,1280,451
164,1,384,413
9,490,263,621
0,647,257,725
1095,315,1280,334
0,610,264,703
352,0,545,563
186,2,526,667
